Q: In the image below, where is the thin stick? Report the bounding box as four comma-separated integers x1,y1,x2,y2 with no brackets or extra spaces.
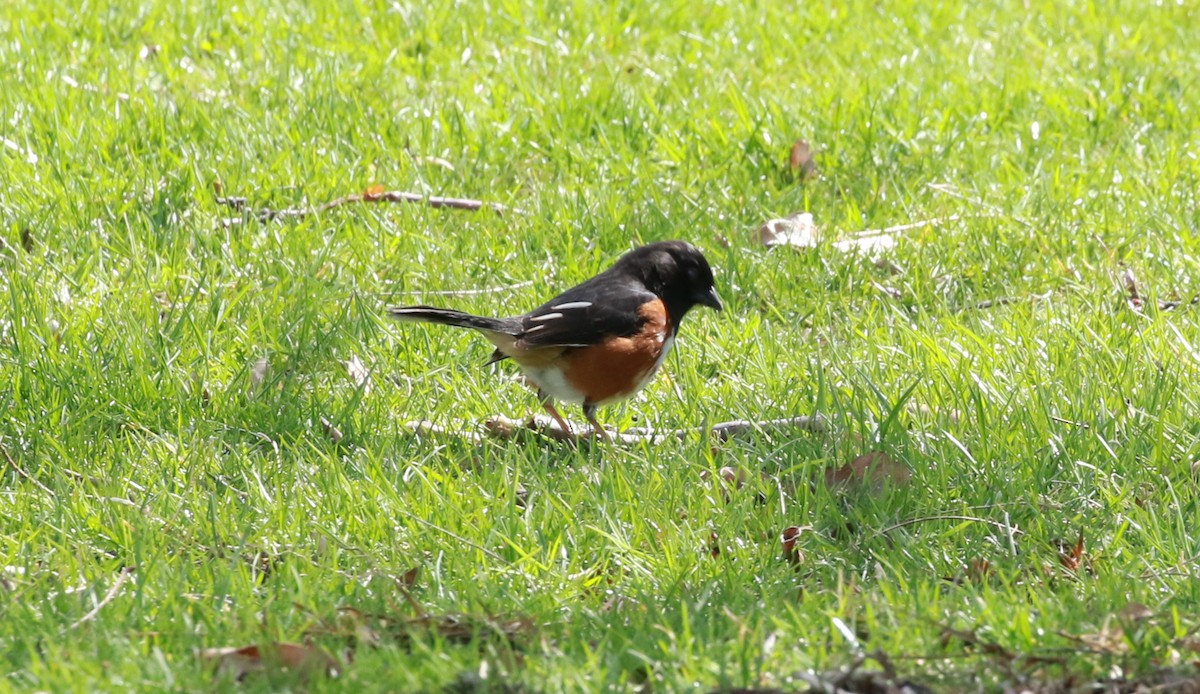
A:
214,188,514,224
1,443,55,496
64,566,135,632
1049,415,1090,429
1159,294,1200,310
320,190,509,214
413,413,831,445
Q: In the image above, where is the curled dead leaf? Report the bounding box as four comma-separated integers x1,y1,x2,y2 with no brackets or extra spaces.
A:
700,466,748,489
199,642,340,681
1057,529,1087,572
823,451,911,491
789,139,817,181
1122,268,1143,309
1118,602,1153,622
781,525,809,566
944,557,994,584
399,566,421,589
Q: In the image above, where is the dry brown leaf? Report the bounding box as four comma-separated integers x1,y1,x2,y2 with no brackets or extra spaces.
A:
700,466,748,489
1118,602,1153,622
200,642,340,681
945,557,993,584
781,525,809,566
1058,528,1086,572
718,466,748,488
1123,268,1143,309
758,212,818,249
20,228,34,253
823,451,911,491
789,139,817,181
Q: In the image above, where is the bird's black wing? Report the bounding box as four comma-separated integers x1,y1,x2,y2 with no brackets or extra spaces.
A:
512,276,657,350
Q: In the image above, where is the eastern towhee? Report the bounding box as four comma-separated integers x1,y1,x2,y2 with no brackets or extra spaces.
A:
388,241,722,439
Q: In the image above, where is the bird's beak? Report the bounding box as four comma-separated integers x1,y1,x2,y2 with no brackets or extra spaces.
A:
697,286,723,311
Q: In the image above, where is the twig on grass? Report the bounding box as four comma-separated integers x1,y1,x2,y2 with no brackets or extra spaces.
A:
1,443,55,496
320,189,510,214
1049,415,1090,429
214,185,515,225
406,414,830,446
64,566,136,632
404,420,486,445
1157,294,1200,311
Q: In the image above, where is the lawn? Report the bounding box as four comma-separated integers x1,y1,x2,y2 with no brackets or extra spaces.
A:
2,0,1200,691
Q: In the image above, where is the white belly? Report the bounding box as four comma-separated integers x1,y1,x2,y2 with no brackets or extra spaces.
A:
521,333,675,406
523,364,586,404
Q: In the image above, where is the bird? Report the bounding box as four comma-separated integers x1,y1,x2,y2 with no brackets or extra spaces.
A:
388,240,722,439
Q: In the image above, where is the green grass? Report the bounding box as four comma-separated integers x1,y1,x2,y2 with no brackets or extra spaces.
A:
3,0,1200,691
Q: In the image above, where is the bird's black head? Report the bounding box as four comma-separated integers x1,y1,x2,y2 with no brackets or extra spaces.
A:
616,241,722,322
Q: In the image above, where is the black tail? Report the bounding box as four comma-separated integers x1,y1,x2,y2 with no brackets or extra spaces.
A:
387,305,520,335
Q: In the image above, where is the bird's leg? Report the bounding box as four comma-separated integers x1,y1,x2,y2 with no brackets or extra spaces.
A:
583,403,611,442
539,393,574,436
